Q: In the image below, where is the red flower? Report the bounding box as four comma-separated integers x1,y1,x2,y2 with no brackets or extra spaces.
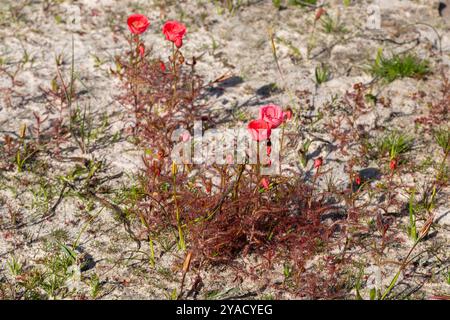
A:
162,20,187,48
355,175,362,185
259,104,284,128
389,159,397,171
127,14,150,35
314,157,323,169
261,178,270,191
247,119,271,142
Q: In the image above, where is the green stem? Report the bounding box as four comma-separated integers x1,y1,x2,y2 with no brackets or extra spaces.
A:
381,239,420,300
171,43,178,110
149,236,155,267
437,148,449,181
172,165,185,250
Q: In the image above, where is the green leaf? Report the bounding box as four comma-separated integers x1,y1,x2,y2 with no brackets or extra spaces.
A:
369,288,376,300
59,243,77,263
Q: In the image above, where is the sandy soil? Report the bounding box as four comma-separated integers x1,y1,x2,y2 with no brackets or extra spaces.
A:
0,0,449,299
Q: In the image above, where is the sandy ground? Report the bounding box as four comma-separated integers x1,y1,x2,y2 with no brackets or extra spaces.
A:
0,0,449,299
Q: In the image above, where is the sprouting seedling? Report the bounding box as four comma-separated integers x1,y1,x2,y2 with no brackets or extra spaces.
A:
315,64,331,85
283,263,292,281
7,256,22,277
20,47,34,66
91,54,106,68
15,123,37,173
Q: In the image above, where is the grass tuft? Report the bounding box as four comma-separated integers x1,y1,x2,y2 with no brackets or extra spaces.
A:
370,50,430,83
376,131,414,160
434,127,450,154
315,64,331,85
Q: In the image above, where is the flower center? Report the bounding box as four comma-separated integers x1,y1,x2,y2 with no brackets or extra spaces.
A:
133,21,145,28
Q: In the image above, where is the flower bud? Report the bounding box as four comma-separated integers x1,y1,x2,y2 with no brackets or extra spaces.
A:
389,159,397,171
315,8,326,21
314,157,323,169
261,178,270,191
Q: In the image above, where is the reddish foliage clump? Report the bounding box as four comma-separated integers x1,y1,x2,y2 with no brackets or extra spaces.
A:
114,15,352,297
